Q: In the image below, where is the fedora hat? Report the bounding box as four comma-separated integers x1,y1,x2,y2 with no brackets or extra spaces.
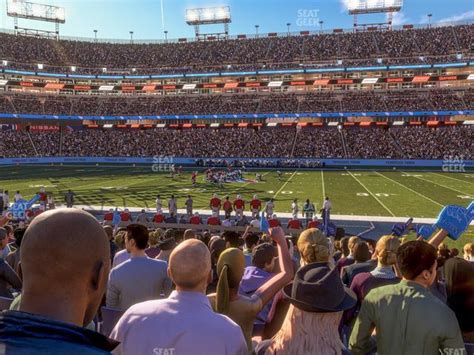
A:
283,262,356,312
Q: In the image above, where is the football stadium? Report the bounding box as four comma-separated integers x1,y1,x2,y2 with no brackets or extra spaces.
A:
0,0,473,353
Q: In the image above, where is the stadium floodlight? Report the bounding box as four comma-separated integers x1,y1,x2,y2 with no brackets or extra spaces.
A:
348,0,403,14
185,6,231,25
37,63,43,69
7,0,66,23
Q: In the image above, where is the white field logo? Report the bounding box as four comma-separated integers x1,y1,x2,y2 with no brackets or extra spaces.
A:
442,155,465,173
296,9,320,27
152,155,174,172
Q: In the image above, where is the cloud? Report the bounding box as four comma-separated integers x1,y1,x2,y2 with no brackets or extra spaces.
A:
437,10,474,23
391,12,408,26
340,0,357,13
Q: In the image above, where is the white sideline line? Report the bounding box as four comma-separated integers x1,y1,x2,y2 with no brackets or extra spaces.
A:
273,170,298,198
430,172,474,185
374,171,443,208
347,170,396,217
402,171,470,195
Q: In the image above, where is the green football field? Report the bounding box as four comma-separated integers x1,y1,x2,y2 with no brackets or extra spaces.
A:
0,165,473,219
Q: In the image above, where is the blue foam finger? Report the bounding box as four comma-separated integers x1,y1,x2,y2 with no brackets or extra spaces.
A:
435,204,473,240
417,225,434,240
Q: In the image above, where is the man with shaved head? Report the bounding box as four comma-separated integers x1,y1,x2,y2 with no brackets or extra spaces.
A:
111,239,247,355
0,209,118,353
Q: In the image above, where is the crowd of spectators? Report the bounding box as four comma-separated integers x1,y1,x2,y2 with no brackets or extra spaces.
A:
0,125,472,160
0,24,472,74
1,88,472,116
0,204,472,354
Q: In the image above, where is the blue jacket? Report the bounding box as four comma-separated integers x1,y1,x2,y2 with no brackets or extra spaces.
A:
0,310,119,354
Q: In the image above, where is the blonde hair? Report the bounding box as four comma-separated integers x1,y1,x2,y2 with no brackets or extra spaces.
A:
148,229,163,247
216,248,245,315
269,305,344,355
376,235,401,266
348,236,359,253
297,229,329,264
464,243,474,257
114,231,127,250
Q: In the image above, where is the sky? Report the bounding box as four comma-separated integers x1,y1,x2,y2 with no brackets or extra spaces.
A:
0,0,473,41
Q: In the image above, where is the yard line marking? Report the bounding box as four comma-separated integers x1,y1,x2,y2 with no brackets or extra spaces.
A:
347,170,396,217
401,171,470,196
321,170,326,200
430,172,474,185
374,171,443,208
274,170,298,198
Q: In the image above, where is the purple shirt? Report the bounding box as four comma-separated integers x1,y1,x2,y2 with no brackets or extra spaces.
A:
110,290,247,355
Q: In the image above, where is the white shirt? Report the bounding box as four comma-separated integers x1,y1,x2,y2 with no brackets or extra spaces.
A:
323,200,332,210
14,193,22,202
111,291,247,355
291,202,298,214
156,198,162,211
112,249,131,268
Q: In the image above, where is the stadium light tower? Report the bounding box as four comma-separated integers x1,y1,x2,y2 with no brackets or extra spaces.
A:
255,24,259,38
93,29,98,42
427,13,433,28
130,30,134,44
164,30,168,42
286,22,291,35
347,0,404,31
6,0,66,39
319,20,324,33
185,6,231,40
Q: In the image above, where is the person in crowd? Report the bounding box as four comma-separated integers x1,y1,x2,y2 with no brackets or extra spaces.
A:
336,236,359,273
223,230,242,249
135,209,149,224
168,195,177,217
189,212,202,225
110,239,248,355
0,228,12,260
291,199,299,219
264,199,275,219
297,228,331,266
444,256,474,342
234,195,245,218
207,212,221,226
64,190,74,208
153,210,165,224
243,228,259,267
185,195,193,216
321,196,332,224
463,242,474,264
208,226,294,353
210,193,221,216
349,240,465,354
250,195,262,218
239,242,278,335
107,224,172,311
302,199,315,223
307,216,320,229
155,236,177,264
341,241,373,286
255,263,356,355
103,225,117,263
112,237,131,268
184,229,196,240
0,256,21,298
14,191,22,203
6,228,25,275
155,195,162,213
223,196,233,219
287,216,302,230
145,229,162,258
268,214,280,228
120,209,132,223
0,209,118,353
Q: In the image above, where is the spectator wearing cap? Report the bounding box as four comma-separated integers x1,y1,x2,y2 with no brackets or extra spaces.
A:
145,229,162,259
255,263,356,355
349,241,465,355
106,224,172,311
341,241,373,286
208,227,294,353
336,236,359,274
155,236,177,264
239,242,278,334
110,239,247,355
0,209,118,353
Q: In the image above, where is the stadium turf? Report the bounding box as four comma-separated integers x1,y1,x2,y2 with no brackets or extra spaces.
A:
0,165,473,219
